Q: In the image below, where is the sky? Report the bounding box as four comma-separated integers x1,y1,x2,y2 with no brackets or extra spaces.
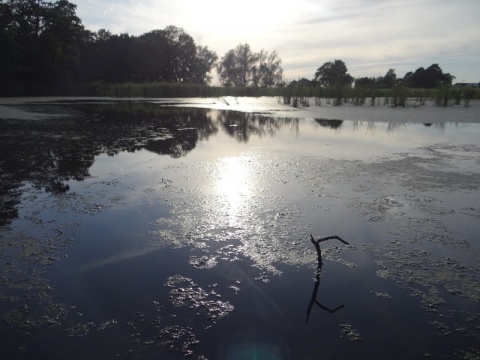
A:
73,0,480,84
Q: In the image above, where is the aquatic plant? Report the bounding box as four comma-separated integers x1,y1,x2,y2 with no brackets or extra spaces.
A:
388,85,409,107
461,87,475,107
434,86,453,107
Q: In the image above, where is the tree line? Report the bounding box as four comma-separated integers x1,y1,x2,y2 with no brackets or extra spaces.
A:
292,59,457,89
0,0,467,97
0,0,284,96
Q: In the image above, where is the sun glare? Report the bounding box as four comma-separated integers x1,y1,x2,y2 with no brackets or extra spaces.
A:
215,156,252,227
185,0,295,39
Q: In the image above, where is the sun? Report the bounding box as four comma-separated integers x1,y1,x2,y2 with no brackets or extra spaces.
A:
184,0,294,40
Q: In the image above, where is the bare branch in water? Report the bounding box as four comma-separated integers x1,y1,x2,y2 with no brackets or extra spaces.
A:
306,234,349,323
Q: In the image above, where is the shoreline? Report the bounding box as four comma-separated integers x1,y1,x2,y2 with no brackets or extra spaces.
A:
1,96,479,124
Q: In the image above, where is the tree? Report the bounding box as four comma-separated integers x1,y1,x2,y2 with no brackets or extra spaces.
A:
162,25,197,82
314,60,353,86
217,44,283,87
254,50,283,87
127,26,203,83
131,30,169,82
383,68,397,88
217,49,238,86
0,1,22,94
404,64,455,88
191,45,218,84
0,0,88,95
37,0,87,89
217,44,257,86
288,78,316,88
355,76,377,88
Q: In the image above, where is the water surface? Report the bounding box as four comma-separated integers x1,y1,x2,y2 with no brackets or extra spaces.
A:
0,98,479,359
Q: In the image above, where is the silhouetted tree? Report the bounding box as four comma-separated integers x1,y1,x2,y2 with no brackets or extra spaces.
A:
0,0,89,95
383,68,397,88
288,78,317,88
355,69,397,89
354,76,377,88
216,49,238,86
162,25,197,82
0,1,21,94
314,60,353,86
217,44,283,87
253,50,283,87
191,45,218,84
404,64,454,88
130,30,169,82
217,43,259,86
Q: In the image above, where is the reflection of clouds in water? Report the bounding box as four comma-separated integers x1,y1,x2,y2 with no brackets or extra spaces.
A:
79,247,159,271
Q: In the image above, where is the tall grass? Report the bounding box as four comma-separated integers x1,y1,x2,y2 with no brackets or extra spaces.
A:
80,81,281,98
78,81,480,108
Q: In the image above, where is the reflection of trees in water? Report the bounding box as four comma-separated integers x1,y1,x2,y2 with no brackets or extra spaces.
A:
352,120,409,134
2,101,452,226
386,122,406,133
75,103,218,158
0,118,93,225
423,123,446,135
0,103,214,224
314,118,343,129
216,110,300,142
0,102,305,225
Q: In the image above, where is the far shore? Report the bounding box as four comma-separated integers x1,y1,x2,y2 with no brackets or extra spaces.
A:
1,96,479,124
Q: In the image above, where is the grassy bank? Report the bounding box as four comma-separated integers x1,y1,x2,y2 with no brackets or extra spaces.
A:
277,84,480,108
79,81,480,107
80,82,280,98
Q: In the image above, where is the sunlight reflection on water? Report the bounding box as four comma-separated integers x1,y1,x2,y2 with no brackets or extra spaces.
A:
215,156,253,228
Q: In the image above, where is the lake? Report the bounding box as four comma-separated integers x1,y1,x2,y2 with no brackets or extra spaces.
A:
1,97,479,359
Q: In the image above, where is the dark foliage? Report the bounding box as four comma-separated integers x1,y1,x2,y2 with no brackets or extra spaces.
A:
0,0,463,96
0,1,219,96
403,64,455,88
355,69,398,89
314,59,353,87
216,44,283,87
0,0,87,95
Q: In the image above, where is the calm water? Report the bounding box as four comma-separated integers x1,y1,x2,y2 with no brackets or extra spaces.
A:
1,99,479,359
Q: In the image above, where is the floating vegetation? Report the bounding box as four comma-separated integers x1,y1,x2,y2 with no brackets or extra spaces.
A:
164,275,234,324
340,324,363,341
372,292,392,300
3,305,30,325
157,325,199,355
189,255,218,270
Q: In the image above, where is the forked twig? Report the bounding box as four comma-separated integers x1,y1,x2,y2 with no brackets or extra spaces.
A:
309,234,349,266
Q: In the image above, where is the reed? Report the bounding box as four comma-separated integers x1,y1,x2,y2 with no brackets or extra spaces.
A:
81,81,284,98
79,81,480,108
434,86,452,107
